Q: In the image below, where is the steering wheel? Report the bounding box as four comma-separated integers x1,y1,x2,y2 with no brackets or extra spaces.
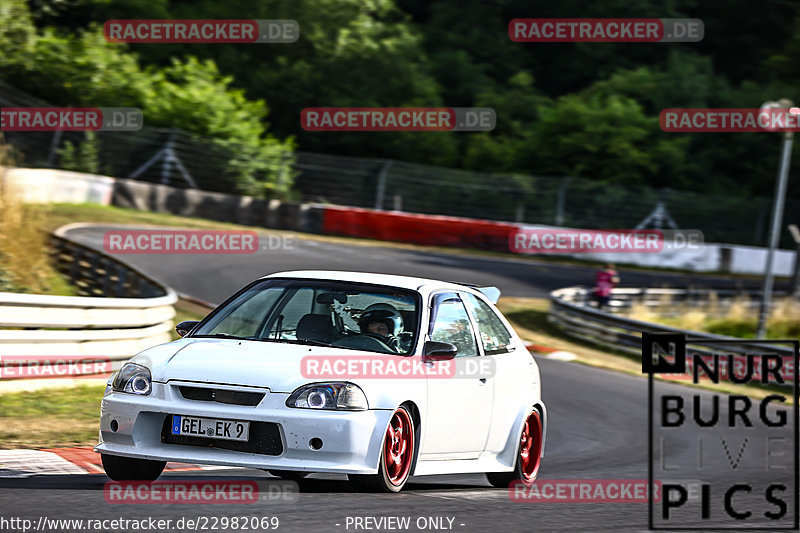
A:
332,334,398,354
362,333,401,353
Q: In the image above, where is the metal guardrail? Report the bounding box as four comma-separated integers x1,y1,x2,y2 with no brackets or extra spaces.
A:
49,224,168,298
549,286,794,357
0,224,177,369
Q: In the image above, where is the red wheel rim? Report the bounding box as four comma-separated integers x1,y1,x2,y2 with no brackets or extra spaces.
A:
384,408,414,486
519,410,543,483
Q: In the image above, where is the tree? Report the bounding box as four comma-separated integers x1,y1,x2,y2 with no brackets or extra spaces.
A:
0,2,295,198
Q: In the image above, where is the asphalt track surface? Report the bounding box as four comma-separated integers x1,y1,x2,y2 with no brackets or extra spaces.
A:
64,225,768,305
1,225,794,533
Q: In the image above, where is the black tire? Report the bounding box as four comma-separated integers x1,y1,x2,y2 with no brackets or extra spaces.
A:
486,408,543,488
349,406,415,493
267,470,309,480
101,453,166,481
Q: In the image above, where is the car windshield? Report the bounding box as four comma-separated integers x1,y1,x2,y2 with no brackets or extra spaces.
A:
192,278,420,355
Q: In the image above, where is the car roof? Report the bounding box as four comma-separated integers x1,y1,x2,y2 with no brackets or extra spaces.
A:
261,270,474,293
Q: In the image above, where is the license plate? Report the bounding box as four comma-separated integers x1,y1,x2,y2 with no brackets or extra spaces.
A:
171,415,250,442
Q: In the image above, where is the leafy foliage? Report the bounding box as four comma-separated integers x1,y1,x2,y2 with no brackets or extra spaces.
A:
5,0,800,204
0,0,294,198
58,131,100,174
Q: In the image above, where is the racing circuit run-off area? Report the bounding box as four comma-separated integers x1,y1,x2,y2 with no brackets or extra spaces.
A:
2,1,800,532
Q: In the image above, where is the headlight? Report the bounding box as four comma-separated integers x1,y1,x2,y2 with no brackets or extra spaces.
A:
112,363,152,395
286,383,368,411
103,373,115,397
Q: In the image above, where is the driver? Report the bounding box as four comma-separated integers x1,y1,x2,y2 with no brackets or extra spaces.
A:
358,307,403,352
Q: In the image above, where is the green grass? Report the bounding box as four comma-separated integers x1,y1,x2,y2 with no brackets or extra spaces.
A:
3,202,238,297
0,265,77,297
705,318,800,339
626,298,800,340
502,299,572,339
498,297,644,361
0,190,77,295
44,203,260,233
0,384,106,448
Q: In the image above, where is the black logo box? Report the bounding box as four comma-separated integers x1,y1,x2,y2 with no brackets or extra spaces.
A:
643,332,799,531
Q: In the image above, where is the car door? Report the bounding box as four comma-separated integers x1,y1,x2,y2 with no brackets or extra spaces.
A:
419,291,494,459
461,291,537,455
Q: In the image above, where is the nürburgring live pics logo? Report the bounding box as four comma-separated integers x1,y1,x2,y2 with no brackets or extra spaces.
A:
643,332,799,530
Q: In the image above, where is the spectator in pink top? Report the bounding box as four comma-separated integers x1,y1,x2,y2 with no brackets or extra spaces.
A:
594,263,620,310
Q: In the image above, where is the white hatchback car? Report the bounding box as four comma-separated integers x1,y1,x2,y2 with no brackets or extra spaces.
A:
96,271,546,492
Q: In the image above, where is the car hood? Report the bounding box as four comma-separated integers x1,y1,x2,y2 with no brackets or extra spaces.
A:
132,338,391,393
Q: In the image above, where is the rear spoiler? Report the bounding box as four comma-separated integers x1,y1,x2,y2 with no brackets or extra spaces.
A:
477,286,501,303
447,281,501,303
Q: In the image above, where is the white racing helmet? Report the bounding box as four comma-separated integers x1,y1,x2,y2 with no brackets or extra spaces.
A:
357,303,404,337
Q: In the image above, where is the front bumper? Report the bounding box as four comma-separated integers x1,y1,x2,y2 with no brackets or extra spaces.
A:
94,381,393,474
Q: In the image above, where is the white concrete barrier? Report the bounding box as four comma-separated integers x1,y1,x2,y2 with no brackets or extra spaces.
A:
0,290,175,358
0,221,177,375
513,224,797,276
2,168,114,205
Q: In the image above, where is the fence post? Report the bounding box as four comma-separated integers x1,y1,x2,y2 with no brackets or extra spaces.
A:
116,269,127,297
374,160,392,210
276,150,292,192
70,247,81,286
788,224,800,297
515,203,525,222
555,177,571,226
102,256,112,296
46,131,63,167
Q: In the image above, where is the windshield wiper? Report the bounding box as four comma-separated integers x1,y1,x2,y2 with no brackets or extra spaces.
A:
193,334,334,348
194,333,253,340
264,338,334,347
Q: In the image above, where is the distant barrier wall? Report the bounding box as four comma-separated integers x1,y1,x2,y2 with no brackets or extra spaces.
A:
321,206,516,251
3,167,797,275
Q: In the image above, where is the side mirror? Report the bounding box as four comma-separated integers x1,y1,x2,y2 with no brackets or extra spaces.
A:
176,320,200,338
422,341,458,361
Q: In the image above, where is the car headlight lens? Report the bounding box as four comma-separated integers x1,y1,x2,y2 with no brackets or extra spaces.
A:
286,383,368,411
112,363,152,395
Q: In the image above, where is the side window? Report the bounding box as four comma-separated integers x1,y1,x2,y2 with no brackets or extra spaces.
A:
462,293,513,354
268,288,315,337
429,294,478,357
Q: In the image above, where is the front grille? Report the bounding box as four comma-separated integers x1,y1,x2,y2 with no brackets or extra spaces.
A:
179,386,265,406
161,416,283,455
